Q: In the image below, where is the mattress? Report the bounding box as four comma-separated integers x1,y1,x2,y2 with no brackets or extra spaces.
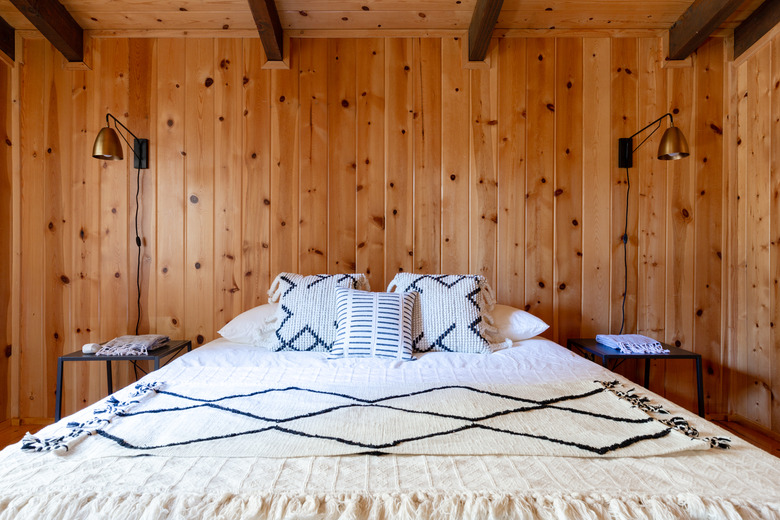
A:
1,337,779,519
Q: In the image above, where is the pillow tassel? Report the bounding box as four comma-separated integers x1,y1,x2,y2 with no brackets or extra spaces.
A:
267,276,284,303
478,282,504,345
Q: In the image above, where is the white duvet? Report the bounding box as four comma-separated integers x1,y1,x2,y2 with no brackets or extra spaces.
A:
1,338,779,520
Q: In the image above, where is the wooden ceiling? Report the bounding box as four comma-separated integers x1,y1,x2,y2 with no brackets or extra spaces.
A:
0,0,763,34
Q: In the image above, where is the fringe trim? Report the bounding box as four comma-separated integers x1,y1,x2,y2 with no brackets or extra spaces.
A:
597,380,731,450
478,281,503,346
1,490,777,520
20,382,163,454
268,274,284,303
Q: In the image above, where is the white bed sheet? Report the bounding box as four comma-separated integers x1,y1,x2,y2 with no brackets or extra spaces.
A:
1,337,779,519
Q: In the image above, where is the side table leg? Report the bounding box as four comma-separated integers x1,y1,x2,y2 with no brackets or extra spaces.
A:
644,359,651,389
106,361,113,394
695,357,705,418
55,358,64,421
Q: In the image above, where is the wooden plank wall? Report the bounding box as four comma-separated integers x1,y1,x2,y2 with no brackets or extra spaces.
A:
0,61,10,423
730,30,780,434
7,35,728,421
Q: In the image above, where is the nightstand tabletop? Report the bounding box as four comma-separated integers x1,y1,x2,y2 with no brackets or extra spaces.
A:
60,339,191,361
567,338,699,359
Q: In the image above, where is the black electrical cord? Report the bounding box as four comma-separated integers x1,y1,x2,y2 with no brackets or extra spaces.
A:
134,166,141,336
131,166,142,381
619,167,629,335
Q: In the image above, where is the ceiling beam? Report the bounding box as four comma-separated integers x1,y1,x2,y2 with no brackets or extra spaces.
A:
734,0,780,58
0,16,14,64
9,0,83,62
667,0,743,60
468,0,504,62
247,0,283,62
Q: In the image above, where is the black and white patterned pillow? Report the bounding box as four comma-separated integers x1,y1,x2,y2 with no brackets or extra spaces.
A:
329,288,417,361
267,273,370,352
387,274,501,354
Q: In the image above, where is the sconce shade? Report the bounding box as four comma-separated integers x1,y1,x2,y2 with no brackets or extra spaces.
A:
657,126,689,161
92,126,124,161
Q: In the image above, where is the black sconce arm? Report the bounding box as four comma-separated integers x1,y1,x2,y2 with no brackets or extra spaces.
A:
618,112,675,169
627,112,675,141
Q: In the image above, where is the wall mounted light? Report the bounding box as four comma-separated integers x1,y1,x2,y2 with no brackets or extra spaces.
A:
616,113,689,334
92,113,149,169
92,113,150,335
618,113,689,168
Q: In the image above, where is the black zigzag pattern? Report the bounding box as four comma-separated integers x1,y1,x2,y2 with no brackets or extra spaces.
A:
273,274,366,352
275,304,329,351
75,381,724,456
280,275,298,297
396,274,489,353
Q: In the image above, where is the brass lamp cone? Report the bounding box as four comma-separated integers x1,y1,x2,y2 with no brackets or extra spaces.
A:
657,126,689,161
92,126,124,160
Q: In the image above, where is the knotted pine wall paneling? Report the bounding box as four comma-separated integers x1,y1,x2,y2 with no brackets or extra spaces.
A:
19,38,47,419
155,39,187,338
355,38,385,286
0,61,11,423
9,35,728,422
554,38,584,346
729,30,780,434
328,39,357,275
299,39,329,277
241,39,272,309
637,37,667,399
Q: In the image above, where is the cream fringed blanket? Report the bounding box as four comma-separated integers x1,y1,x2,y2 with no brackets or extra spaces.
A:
21,378,724,459
2,337,780,520
2,490,778,520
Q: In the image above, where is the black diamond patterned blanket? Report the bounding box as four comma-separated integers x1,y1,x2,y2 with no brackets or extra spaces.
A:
23,377,727,458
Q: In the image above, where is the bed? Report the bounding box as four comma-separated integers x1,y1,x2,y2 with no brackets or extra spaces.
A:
1,335,779,519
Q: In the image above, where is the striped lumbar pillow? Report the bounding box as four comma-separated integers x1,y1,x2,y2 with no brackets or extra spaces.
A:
329,288,417,360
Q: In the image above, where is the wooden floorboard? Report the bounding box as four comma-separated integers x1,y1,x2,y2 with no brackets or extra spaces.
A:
0,423,44,449
714,419,780,458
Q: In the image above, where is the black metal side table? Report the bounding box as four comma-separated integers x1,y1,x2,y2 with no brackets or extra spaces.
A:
55,339,192,421
566,338,704,418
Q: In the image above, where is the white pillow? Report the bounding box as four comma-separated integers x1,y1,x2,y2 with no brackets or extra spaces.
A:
218,303,278,347
492,304,549,342
329,288,417,361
